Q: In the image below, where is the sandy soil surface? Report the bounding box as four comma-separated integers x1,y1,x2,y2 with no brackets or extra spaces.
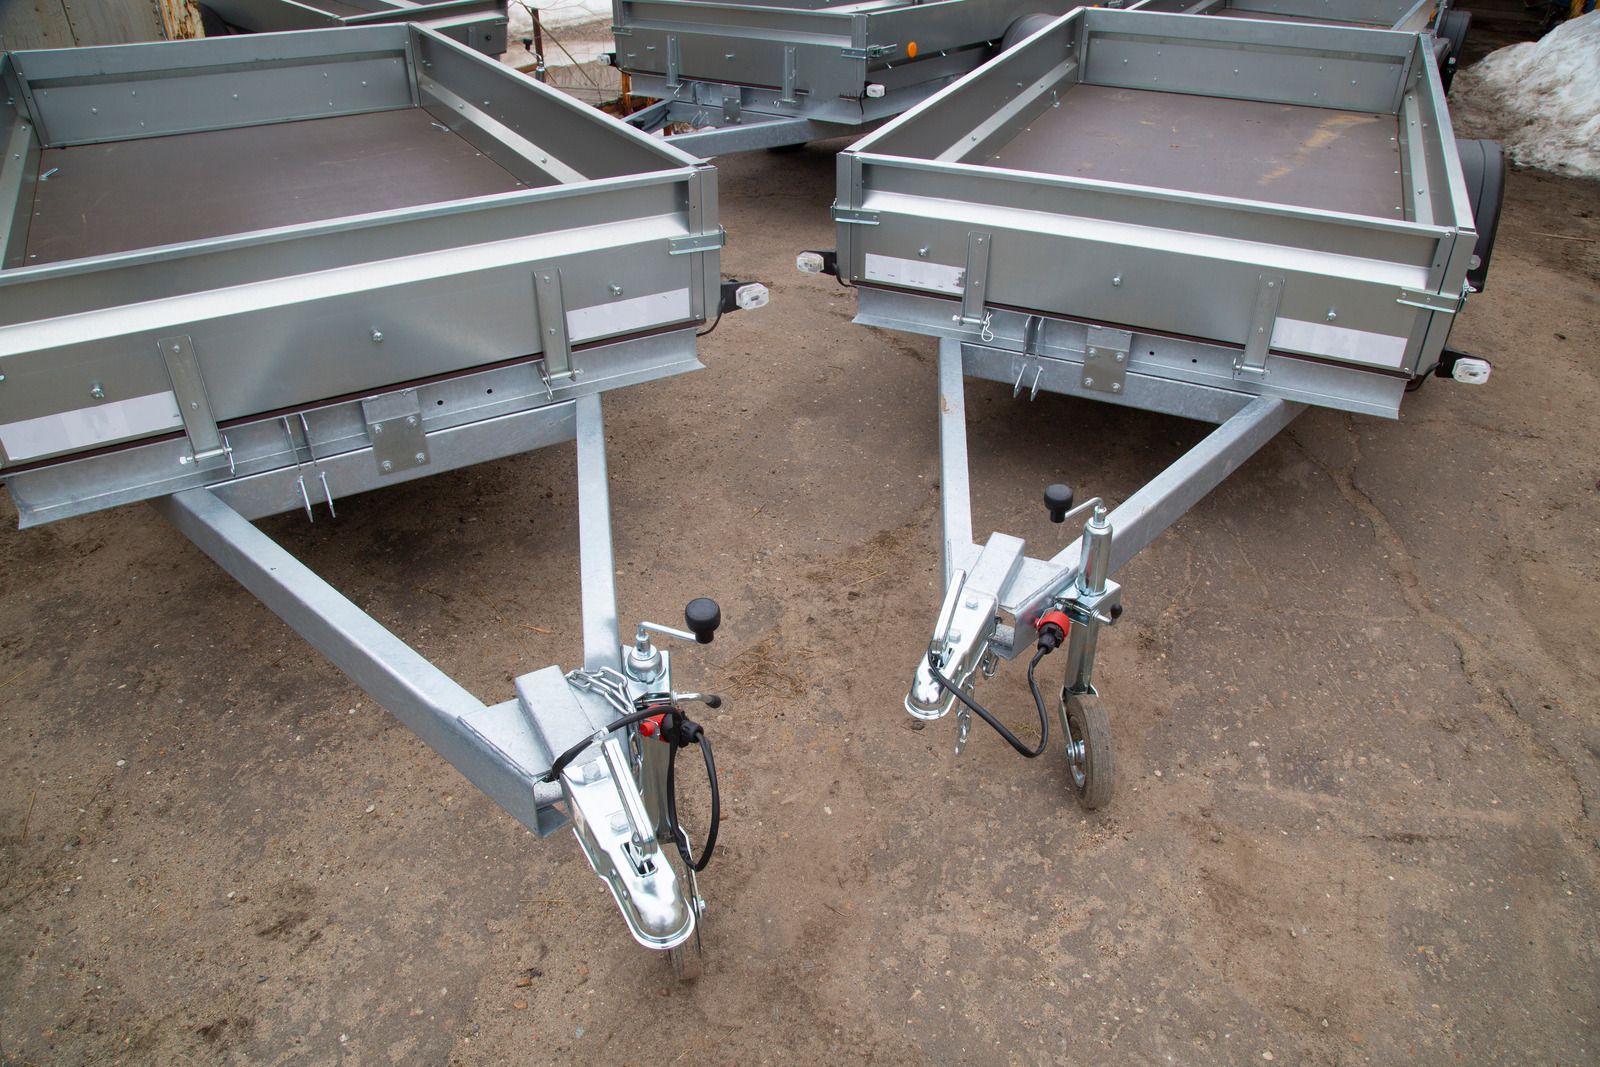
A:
2,95,1597,1067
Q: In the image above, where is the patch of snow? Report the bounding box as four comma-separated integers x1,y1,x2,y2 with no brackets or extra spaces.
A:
1449,12,1600,179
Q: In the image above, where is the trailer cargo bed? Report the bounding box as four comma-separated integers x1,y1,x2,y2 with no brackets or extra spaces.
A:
27,108,526,265
984,85,1403,219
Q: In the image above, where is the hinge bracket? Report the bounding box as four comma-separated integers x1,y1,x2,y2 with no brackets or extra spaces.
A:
669,228,726,254
842,44,897,60
1397,286,1462,313
1235,272,1283,380
957,230,992,327
533,267,574,380
832,206,879,225
780,45,799,104
157,334,231,471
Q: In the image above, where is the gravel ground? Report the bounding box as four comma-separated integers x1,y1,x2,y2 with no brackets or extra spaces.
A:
1,58,1597,1067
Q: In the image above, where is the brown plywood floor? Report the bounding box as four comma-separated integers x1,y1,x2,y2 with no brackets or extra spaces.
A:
988,83,1405,219
25,107,529,266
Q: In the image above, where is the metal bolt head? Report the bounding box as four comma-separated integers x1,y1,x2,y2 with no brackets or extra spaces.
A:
413,452,426,463
609,284,624,297
405,416,417,427
370,329,384,343
380,459,393,472
1084,377,1094,387
90,383,105,400
918,246,930,258
1326,309,1338,322
1112,274,1122,287
1111,382,1122,393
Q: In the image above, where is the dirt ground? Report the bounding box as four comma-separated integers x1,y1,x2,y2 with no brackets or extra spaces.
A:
3,90,1599,1067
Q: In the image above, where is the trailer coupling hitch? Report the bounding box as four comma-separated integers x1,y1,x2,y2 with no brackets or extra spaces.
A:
906,484,1123,760
553,600,724,951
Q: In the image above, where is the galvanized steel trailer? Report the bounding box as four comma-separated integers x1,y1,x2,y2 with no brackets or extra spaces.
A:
819,8,1497,805
609,0,1083,155
1132,0,1474,88
199,0,510,56
0,24,759,972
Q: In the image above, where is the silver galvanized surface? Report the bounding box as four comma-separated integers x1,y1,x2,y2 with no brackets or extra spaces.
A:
612,0,1076,128
837,8,1478,411
1135,0,1442,34
0,26,720,476
202,0,510,56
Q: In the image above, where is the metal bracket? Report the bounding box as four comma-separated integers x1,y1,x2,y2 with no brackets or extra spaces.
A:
1081,326,1130,395
1397,286,1462,313
665,34,680,88
668,228,726,255
610,25,632,36
1013,314,1046,400
720,85,741,124
157,334,231,471
533,267,574,380
1235,273,1283,380
780,46,799,104
361,390,429,476
831,206,879,226
841,44,897,60
958,231,992,327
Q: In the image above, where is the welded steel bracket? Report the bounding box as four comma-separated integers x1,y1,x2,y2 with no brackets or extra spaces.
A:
1081,326,1130,396
361,390,429,476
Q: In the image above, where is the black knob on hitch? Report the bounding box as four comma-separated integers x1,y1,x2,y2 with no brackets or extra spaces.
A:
685,598,722,644
1044,484,1075,523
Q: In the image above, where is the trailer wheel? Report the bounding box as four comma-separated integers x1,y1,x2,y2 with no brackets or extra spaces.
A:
667,923,704,982
1061,690,1114,810
197,5,241,37
1437,9,1471,93
1001,13,1059,53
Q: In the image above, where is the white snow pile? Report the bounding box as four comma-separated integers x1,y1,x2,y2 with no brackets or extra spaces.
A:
1450,12,1600,179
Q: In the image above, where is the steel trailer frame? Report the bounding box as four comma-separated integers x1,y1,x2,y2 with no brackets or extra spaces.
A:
826,8,1490,805
608,0,1082,156
198,0,511,56
0,24,753,966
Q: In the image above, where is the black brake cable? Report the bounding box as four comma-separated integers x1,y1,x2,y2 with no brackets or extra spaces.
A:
540,700,721,873
924,617,1068,759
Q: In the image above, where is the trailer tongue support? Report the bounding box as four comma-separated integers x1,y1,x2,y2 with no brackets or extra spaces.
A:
908,339,1302,792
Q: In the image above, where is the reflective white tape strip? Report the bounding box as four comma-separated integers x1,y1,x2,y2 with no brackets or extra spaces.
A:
863,253,965,295
0,391,184,462
1271,318,1409,370
566,288,692,344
